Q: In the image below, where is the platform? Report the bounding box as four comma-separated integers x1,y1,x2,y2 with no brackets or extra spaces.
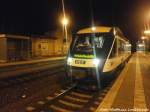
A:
96,53,150,112
0,56,65,79
0,56,65,68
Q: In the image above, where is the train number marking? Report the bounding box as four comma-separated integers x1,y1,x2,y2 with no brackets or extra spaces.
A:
75,60,86,64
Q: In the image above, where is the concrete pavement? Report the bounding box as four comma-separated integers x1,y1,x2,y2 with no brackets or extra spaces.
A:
0,56,65,68
0,56,65,79
96,53,150,112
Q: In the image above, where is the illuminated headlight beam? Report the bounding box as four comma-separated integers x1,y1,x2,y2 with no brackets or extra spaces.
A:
67,57,72,64
93,58,100,67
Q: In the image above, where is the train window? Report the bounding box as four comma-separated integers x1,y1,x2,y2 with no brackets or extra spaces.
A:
74,36,93,54
94,36,105,48
72,35,105,54
70,34,114,59
118,39,125,55
109,40,117,58
125,44,131,52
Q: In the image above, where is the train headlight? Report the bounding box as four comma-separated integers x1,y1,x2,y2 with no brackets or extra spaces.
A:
93,58,100,66
67,57,72,64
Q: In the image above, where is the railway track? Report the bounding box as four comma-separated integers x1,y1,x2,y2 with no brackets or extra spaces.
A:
0,66,65,89
0,59,65,79
0,65,67,110
26,81,113,112
0,59,64,73
0,59,123,111
25,66,123,112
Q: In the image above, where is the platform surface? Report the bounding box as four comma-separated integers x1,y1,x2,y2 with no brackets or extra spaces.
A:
0,56,65,67
96,53,150,112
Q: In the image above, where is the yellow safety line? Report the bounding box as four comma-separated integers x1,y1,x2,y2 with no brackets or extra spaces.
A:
134,54,147,109
95,57,131,112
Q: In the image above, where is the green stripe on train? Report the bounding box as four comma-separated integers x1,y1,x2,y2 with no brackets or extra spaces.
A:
74,54,94,58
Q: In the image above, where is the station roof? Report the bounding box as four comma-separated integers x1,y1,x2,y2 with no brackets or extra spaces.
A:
0,34,30,40
77,26,112,34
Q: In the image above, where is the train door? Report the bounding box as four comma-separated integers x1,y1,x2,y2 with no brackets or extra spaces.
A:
103,38,117,72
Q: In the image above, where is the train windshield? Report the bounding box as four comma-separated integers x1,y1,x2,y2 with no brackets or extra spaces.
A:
69,34,114,59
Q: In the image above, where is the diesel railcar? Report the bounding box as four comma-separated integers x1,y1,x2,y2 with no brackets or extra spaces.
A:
66,26,131,89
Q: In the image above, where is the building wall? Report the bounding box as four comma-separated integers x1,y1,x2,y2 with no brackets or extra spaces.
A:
0,38,7,62
54,39,63,55
7,39,30,61
32,38,63,57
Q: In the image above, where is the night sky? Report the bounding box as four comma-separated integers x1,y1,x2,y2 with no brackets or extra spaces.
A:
0,0,150,44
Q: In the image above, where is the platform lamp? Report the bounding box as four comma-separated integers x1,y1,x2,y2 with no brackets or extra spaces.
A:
60,0,69,55
62,17,69,43
61,17,69,55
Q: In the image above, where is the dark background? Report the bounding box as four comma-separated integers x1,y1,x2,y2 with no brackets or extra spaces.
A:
0,0,150,50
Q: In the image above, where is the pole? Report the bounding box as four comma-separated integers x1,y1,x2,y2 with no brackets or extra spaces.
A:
62,25,65,55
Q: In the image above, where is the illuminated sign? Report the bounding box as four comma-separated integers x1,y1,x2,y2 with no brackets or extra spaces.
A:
74,54,94,58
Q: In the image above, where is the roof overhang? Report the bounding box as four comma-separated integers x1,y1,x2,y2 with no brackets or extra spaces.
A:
0,34,30,40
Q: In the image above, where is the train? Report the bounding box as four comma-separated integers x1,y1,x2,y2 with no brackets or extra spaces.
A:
66,26,131,90
136,41,146,52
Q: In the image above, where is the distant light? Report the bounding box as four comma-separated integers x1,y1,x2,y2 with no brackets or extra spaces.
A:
91,27,96,31
62,18,68,26
144,30,150,34
138,44,144,47
126,44,131,47
141,36,146,40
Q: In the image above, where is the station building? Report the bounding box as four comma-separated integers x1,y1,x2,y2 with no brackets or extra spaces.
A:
31,31,71,57
0,34,30,62
0,32,71,62
31,36,63,57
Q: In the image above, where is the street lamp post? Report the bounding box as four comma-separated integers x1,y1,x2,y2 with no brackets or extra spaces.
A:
61,17,69,55
62,17,68,42
61,0,69,55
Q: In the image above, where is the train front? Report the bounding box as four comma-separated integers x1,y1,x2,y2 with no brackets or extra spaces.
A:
66,32,114,89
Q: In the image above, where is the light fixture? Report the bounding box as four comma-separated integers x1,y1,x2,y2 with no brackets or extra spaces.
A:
144,30,150,34
62,18,68,26
93,58,100,67
91,26,96,31
67,57,72,64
